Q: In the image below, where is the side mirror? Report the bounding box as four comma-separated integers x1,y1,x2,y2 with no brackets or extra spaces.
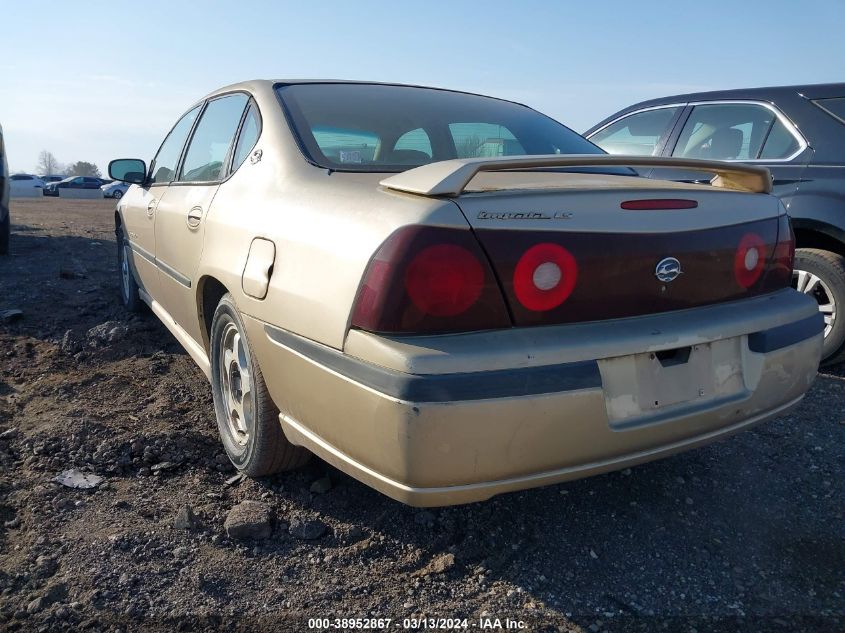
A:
109,158,147,185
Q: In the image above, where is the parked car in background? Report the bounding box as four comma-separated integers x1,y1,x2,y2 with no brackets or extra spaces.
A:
101,180,130,199
9,173,45,194
110,80,821,506
43,176,106,196
40,174,64,184
586,83,845,364
0,124,8,254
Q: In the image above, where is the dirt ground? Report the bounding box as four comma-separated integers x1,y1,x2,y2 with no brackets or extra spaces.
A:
0,198,842,633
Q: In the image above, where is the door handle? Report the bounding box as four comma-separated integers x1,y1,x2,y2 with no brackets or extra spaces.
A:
146,199,157,217
186,206,204,229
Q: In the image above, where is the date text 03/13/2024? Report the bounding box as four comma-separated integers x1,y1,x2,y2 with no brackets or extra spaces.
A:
307,617,528,629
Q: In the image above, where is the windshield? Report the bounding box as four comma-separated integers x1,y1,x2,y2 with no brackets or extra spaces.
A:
277,83,603,172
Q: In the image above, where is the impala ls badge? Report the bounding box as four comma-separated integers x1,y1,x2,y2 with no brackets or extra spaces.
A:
655,257,683,283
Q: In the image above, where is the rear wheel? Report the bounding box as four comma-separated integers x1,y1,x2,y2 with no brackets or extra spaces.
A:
210,294,310,476
793,248,845,366
113,189,123,199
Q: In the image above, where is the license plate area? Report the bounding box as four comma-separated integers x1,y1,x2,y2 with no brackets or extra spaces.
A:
599,337,747,429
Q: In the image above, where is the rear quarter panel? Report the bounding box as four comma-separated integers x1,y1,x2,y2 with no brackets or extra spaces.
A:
196,88,467,351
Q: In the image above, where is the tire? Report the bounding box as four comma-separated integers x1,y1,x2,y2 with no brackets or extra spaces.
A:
210,293,310,476
793,248,845,366
113,189,123,199
116,226,143,312
0,211,9,255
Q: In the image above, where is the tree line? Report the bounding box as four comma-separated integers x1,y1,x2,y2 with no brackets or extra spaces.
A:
36,150,102,179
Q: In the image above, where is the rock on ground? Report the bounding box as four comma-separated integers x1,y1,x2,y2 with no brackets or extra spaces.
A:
288,517,328,540
223,500,273,540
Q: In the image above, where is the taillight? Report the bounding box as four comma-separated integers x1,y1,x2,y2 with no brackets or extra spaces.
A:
734,232,766,288
350,226,511,334
513,243,578,311
769,214,795,287
405,244,483,316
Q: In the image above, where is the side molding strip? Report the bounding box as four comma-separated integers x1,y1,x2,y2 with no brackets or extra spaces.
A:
128,241,192,289
264,325,602,402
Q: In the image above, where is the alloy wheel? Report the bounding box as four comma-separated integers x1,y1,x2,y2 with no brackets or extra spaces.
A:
793,268,836,337
120,244,132,302
218,322,253,447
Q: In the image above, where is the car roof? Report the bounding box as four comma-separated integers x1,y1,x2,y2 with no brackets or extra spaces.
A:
200,79,532,110
613,82,845,112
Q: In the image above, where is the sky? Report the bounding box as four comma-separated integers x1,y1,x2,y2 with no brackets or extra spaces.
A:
0,0,843,175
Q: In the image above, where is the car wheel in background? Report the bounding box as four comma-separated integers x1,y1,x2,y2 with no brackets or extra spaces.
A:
113,190,123,199
210,293,310,476
793,248,845,366
116,226,142,312
0,211,9,255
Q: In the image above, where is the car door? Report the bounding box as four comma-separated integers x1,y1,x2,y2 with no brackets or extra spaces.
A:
120,105,201,298
153,93,249,344
652,101,811,202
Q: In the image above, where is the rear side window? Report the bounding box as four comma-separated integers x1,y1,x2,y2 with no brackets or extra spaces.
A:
759,119,800,159
150,106,201,184
672,103,802,160
11,174,33,181
812,97,845,124
180,94,249,182
590,107,681,156
232,104,261,171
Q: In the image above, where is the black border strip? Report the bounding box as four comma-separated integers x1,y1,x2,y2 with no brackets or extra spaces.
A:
264,325,602,402
748,312,824,353
129,242,191,289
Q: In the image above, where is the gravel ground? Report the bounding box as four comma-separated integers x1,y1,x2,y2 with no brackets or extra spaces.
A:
0,198,842,633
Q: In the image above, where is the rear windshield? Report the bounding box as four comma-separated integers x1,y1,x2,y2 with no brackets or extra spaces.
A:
277,83,603,172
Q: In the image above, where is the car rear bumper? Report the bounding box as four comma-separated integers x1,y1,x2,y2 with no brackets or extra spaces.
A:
244,289,823,506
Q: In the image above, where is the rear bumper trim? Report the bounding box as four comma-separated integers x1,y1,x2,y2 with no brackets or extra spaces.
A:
264,325,602,402
748,312,824,353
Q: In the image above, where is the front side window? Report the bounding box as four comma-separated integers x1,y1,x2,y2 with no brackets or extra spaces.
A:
671,103,800,160
277,83,602,172
150,106,200,184
179,94,248,182
232,103,261,171
589,107,681,156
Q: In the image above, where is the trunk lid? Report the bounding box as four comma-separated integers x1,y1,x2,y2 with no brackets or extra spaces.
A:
450,173,788,325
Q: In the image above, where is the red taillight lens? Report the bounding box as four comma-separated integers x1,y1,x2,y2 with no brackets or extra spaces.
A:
351,226,511,334
770,214,795,286
621,199,699,210
405,244,484,317
513,243,578,311
734,232,766,288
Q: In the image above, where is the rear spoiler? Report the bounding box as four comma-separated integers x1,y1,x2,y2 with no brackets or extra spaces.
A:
379,154,772,197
